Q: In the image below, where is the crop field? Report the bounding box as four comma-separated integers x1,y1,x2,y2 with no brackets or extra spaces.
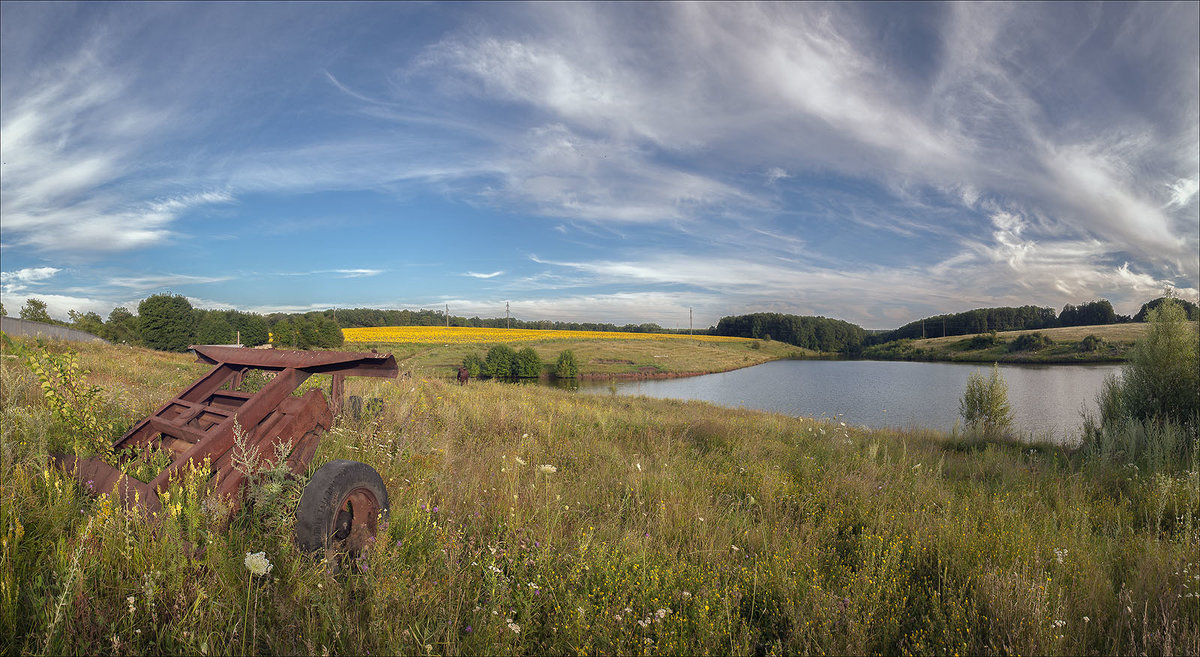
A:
343,326,753,345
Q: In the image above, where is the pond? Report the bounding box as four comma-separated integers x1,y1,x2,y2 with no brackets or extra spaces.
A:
574,359,1123,443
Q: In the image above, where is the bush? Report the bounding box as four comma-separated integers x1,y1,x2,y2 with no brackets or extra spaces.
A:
1119,299,1199,427
515,347,542,378
960,363,1014,437
1083,299,1199,470
462,353,485,378
555,350,579,378
1007,332,1052,352
484,345,517,378
1078,334,1103,352
966,332,999,349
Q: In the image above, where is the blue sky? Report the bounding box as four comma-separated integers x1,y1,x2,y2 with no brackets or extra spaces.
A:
2,2,1197,329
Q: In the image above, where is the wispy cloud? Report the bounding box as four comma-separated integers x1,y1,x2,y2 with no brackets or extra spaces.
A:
106,273,233,290
465,271,505,279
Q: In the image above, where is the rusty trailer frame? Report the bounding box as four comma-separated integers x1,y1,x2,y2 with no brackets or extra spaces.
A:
53,345,398,523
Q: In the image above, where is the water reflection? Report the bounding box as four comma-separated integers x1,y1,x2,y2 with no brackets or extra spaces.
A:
565,360,1122,443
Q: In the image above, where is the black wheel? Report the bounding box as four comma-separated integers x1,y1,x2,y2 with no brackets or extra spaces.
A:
295,460,389,557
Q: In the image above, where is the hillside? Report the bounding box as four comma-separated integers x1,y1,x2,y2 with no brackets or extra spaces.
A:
862,322,1194,363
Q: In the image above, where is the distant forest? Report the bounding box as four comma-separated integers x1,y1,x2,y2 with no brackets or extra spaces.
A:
5,295,1194,354
712,313,865,353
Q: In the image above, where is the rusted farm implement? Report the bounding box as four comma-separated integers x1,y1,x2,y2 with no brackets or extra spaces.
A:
52,345,398,555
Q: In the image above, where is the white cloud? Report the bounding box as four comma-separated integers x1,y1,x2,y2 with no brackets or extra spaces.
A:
107,274,233,290
465,271,505,279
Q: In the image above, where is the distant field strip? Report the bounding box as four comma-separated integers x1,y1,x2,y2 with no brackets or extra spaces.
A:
343,326,753,344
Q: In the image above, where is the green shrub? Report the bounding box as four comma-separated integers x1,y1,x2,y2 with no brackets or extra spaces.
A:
1078,334,1103,352
1007,332,1052,352
462,352,485,378
1083,299,1199,470
959,363,1014,437
1120,299,1199,426
966,332,999,349
484,345,517,378
514,347,542,378
554,350,579,378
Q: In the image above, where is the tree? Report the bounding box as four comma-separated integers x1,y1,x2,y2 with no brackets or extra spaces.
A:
104,307,140,345
138,294,196,352
1120,299,1199,427
195,312,236,345
1,301,6,316
515,347,542,378
19,298,54,324
960,363,1014,437
484,345,517,378
555,350,579,378
68,310,105,337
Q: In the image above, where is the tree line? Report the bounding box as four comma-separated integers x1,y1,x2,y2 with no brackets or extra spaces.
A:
712,313,865,353
864,298,1197,346
4,295,343,352
328,307,691,334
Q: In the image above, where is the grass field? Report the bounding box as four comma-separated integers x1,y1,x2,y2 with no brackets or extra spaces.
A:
863,322,1199,363
911,323,1155,349
342,327,809,379
2,336,1197,655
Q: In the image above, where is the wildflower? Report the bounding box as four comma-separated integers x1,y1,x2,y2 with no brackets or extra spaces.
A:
507,620,521,634
1083,616,1090,623
539,464,557,474
515,457,527,466
465,626,472,633
635,462,642,472
126,596,136,613
244,551,273,577
425,644,432,652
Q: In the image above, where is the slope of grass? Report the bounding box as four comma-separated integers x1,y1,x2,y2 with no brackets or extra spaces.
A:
2,337,1197,656
356,337,808,379
864,323,1196,363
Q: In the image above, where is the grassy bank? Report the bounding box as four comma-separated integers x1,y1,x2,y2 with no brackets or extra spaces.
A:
2,337,1198,656
347,332,808,379
861,323,1185,363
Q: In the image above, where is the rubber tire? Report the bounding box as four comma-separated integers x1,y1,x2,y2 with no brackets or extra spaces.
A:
295,459,389,556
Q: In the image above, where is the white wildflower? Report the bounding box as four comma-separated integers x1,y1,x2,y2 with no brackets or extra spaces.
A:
515,456,527,466
244,551,273,577
635,462,642,472
539,464,557,474
507,620,521,634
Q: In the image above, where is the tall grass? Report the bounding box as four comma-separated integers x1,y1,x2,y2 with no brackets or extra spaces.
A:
2,336,1198,655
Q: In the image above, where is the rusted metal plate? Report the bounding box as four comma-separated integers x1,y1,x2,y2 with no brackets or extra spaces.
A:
52,346,398,518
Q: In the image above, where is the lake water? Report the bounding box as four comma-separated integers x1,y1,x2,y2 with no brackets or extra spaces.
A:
576,360,1123,443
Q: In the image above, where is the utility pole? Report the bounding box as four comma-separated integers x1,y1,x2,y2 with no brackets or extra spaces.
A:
689,307,693,335
445,303,449,328
506,302,510,329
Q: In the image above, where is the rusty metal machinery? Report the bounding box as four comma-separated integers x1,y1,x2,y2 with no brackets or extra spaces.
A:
52,345,398,554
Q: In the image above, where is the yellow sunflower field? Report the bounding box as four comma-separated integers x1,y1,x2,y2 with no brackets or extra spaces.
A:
342,325,753,344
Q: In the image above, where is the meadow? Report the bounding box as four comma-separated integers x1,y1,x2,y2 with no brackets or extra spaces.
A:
341,326,807,379
1,337,1198,656
862,322,1196,364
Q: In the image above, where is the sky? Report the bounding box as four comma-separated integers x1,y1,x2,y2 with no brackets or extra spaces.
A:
1,2,1197,330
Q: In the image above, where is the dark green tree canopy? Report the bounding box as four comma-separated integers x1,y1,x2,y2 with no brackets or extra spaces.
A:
515,347,542,378
138,294,196,352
